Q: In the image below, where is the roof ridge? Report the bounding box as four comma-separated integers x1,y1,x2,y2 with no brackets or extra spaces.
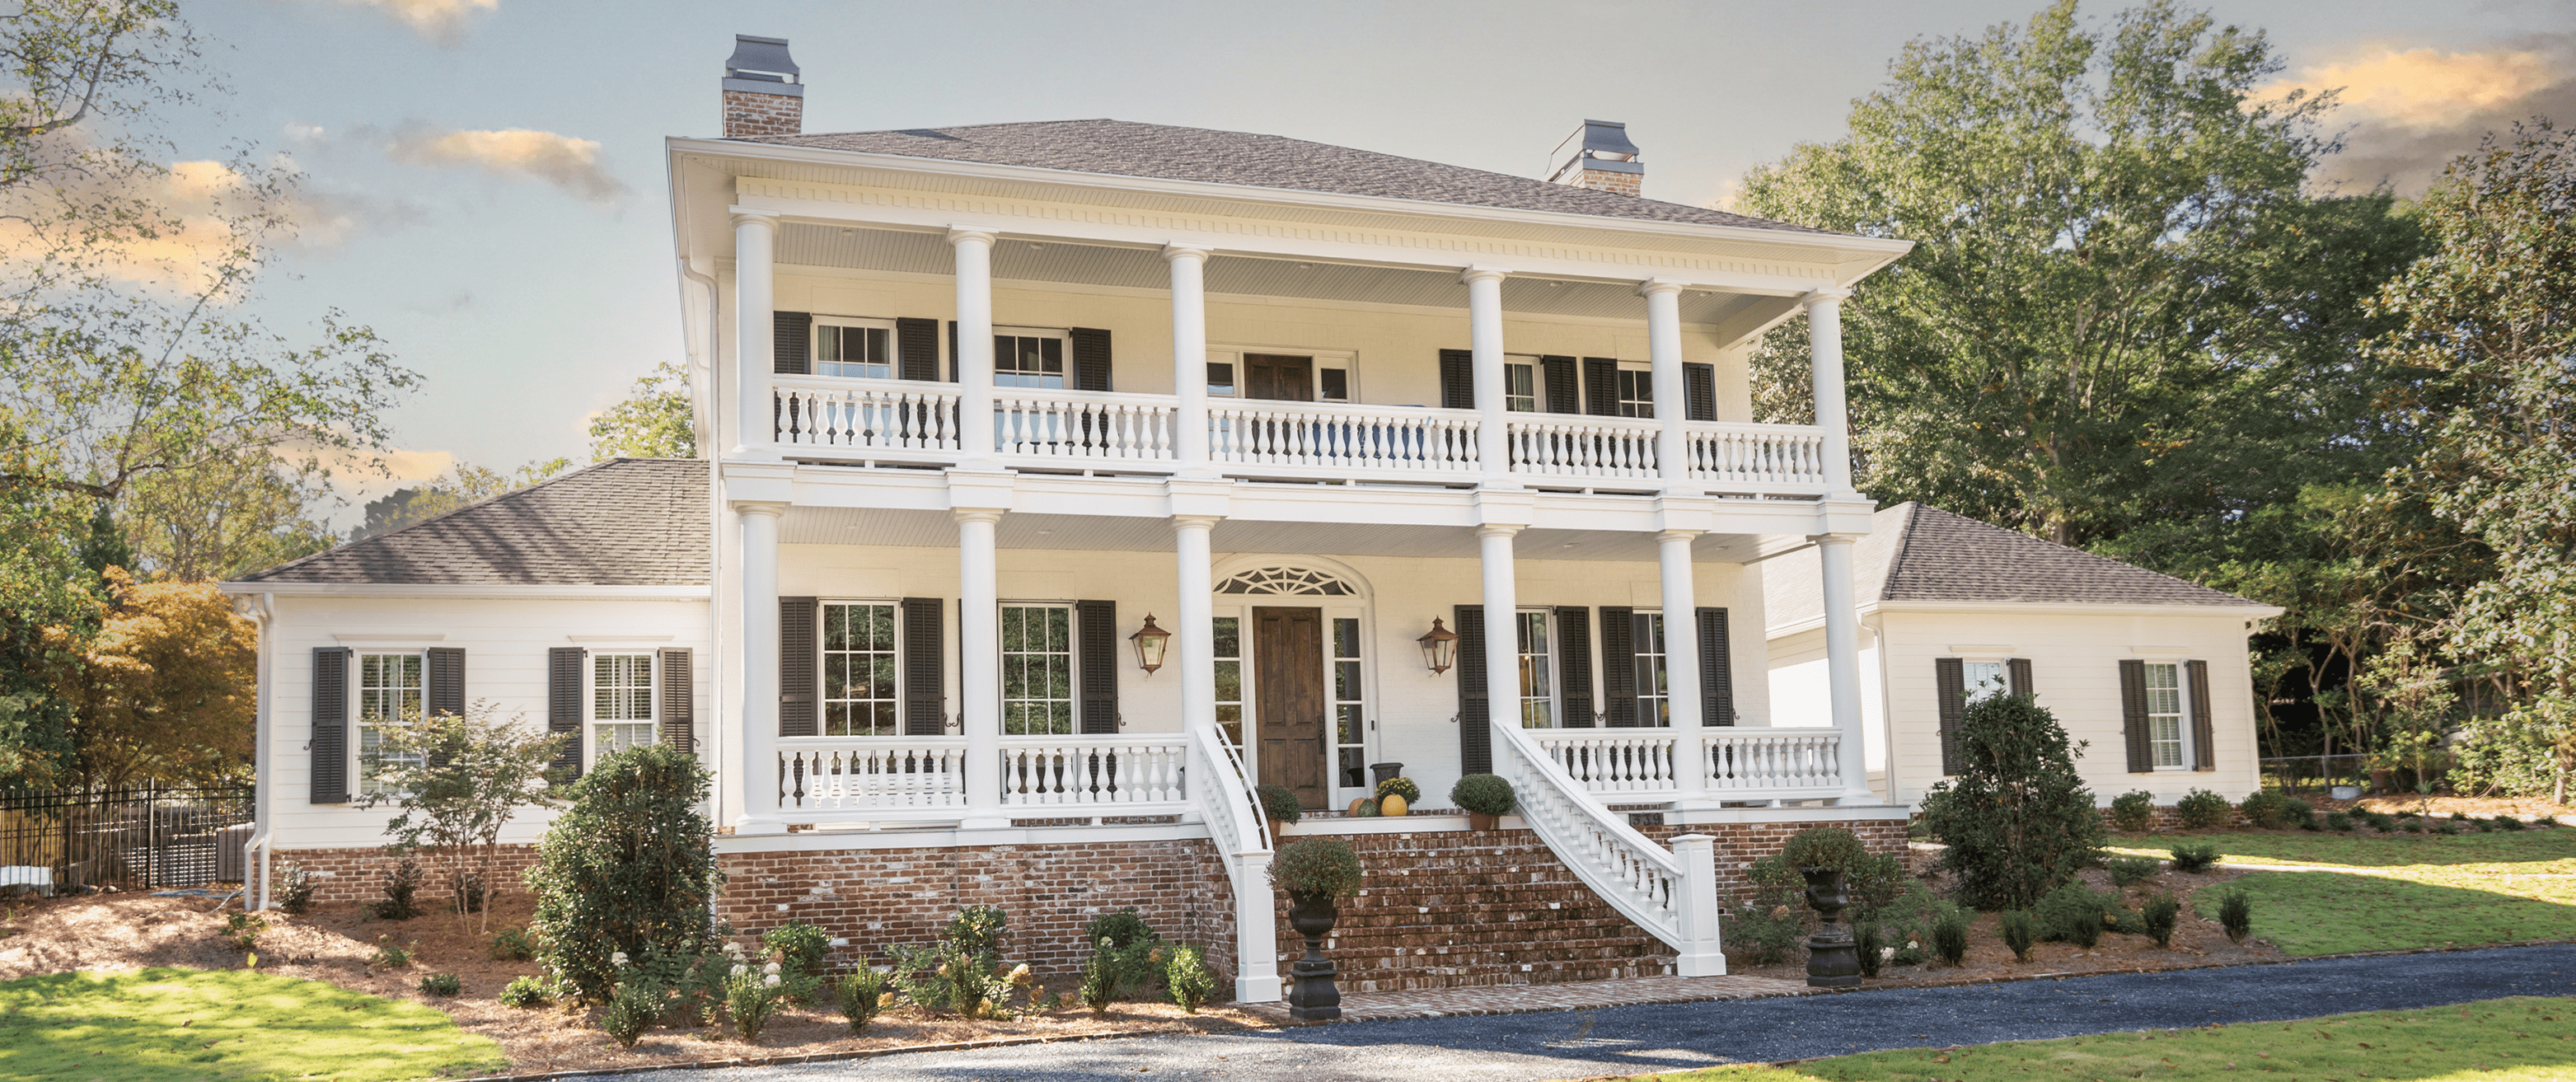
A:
1899,504,2260,607
238,458,632,581
1876,501,1924,602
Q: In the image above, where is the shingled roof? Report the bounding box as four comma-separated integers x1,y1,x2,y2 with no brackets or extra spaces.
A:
231,458,709,587
742,119,1840,236
1764,503,2263,630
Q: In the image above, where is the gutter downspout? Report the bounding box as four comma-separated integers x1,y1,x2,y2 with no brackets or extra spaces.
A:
243,592,274,911
679,260,728,825
1864,608,1897,808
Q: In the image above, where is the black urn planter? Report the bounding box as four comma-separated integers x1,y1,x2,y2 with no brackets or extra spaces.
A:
1801,865,1862,988
1284,892,1343,1021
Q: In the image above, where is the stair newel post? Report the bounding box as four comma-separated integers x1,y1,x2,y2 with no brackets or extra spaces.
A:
1669,833,1726,977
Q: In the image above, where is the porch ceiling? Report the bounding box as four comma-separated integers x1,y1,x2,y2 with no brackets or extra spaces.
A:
776,225,1765,326
777,505,1771,564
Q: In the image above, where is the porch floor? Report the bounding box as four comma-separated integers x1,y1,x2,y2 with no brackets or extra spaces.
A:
1238,971,1820,1023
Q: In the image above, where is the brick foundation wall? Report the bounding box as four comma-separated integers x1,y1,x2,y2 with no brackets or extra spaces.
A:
268,845,541,907
721,89,801,138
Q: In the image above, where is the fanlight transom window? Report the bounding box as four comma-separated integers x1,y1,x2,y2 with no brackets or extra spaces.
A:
1215,566,1357,597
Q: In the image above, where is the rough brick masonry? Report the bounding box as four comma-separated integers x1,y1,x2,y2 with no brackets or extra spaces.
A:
722,89,801,138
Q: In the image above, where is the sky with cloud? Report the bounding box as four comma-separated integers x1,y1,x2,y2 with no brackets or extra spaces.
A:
163,0,2573,522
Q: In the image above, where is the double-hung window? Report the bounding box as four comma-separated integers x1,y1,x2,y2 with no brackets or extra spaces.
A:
822,602,900,737
1000,603,1075,736
357,653,424,796
994,330,1067,389
592,653,657,757
1614,363,1655,418
1631,611,1671,727
2144,663,2189,768
1962,660,2010,705
1515,609,1556,728
814,318,897,378
1503,354,1540,413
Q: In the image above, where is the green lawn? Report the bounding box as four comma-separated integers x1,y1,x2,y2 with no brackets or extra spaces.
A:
2101,828,2576,955
0,967,508,1081
1602,996,2576,1082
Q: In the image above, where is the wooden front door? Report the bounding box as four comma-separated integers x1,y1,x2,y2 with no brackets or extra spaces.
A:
1253,606,1328,808
1244,354,1314,401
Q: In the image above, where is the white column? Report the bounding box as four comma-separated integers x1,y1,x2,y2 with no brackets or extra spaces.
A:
951,227,1001,470
1641,279,1691,489
1804,289,1857,495
1165,245,1215,478
1478,525,1522,735
1463,266,1514,487
1815,533,1875,801
1658,528,1708,803
736,502,785,834
958,508,1008,828
1175,516,1219,734
731,212,780,457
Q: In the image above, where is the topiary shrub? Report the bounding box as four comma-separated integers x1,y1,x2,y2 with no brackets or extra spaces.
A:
1855,920,1884,977
1917,695,2107,910
1778,826,1871,871
1930,909,1969,967
1450,774,1515,817
2176,789,2232,830
2109,791,2157,833
2142,893,2180,949
1255,784,1301,824
1270,837,1364,899
527,743,722,1001
2218,890,2253,943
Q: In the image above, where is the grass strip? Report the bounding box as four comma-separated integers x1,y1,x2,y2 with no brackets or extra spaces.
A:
2199,870,2576,956
1596,995,2576,1081
0,966,508,1081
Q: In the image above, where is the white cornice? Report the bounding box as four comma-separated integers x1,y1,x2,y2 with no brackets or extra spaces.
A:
220,583,712,602
1764,597,2284,639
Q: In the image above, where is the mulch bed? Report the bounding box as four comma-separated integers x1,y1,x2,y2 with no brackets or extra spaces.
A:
0,892,1261,1075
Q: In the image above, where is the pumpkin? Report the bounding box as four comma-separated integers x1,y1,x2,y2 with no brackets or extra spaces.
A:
1379,794,1409,817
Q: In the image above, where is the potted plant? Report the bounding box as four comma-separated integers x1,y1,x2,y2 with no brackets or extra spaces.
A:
1374,776,1420,817
1256,784,1301,842
1270,837,1364,1022
1451,774,1515,831
1777,827,1870,988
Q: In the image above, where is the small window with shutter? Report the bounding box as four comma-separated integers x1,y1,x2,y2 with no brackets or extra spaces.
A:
590,653,658,761
356,652,424,796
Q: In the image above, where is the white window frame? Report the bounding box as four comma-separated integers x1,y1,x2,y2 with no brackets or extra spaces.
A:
354,651,425,797
1503,354,1541,414
2143,661,2192,770
1205,344,1361,403
993,326,1071,390
1960,658,2010,705
1612,360,1655,419
588,652,658,764
817,600,903,738
1328,608,1371,798
1632,610,1672,728
812,315,900,379
999,601,1078,736
1211,611,1246,747
1515,607,1558,728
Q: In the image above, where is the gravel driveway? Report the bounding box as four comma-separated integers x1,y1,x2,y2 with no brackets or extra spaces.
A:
637,944,2576,1082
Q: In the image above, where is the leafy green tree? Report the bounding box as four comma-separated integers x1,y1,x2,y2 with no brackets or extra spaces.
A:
1918,695,2105,909
588,361,696,461
527,744,720,1000
364,700,564,934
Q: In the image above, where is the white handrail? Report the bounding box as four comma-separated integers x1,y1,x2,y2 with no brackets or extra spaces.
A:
1208,400,1479,474
1000,737,1187,807
1188,725,1280,1002
1705,730,1844,794
1492,719,1724,976
780,738,971,811
995,389,1178,462
1526,729,1682,793
1683,422,1829,488
775,377,962,453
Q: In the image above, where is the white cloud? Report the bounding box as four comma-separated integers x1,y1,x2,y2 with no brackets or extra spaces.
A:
385,127,627,204
317,0,497,46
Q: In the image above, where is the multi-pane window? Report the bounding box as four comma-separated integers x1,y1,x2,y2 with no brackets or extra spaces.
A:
994,334,1066,389
1615,367,1655,418
1631,611,1671,727
592,653,656,758
1333,617,1365,790
357,653,424,795
1000,604,1075,735
1504,360,1538,413
2145,663,2187,767
1963,660,2009,704
1515,610,1556,728
816,323,893,378
1206,362,1237,397
1213,616,1244,747
822,603,900,737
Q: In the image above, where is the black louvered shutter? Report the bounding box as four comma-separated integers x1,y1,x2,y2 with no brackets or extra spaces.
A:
774,311,812,376
1584,358,1619,416
896,317,940,381
903,597,946,735
1439,349,1475,410
310,648,351,803
659,648,695,753
426,648,465,718
1684,362,1716,421
779,597,817,738
2007,658,2034,698
1540,355,1580,414
2119,659,2153,773
547,647,584,784
1557,607,1594,728
2188,659,2217,772
1070,328,1112,393
1696,607,1735,726
1076,599,1117,733
1454,605,1489,775
1599,607,1637,727
1935,658,1965,776
947,321,960,382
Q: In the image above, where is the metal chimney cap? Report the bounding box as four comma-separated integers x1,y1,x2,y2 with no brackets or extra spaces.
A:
1573,119,1640,160
725,34,799,82
1548,119,1643,182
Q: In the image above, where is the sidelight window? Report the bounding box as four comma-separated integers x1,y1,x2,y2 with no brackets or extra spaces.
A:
1333,617,1365,789
1515,610,1556,728
1213,616,1244,747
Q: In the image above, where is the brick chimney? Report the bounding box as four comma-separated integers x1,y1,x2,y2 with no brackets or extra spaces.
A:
1546,120,1642,197
721,35,802,138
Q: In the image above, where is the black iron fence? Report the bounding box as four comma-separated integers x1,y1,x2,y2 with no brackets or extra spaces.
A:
2262,754,2372,794
0,784,255,893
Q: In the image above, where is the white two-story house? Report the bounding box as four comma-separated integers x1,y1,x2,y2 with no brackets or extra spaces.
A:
227,35,1922,1001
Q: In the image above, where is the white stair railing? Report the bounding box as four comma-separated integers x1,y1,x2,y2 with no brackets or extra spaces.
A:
1492,719,1725,977
1187,725,1281,1003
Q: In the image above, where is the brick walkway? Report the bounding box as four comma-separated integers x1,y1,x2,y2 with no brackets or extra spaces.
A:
1238,972,1820,1023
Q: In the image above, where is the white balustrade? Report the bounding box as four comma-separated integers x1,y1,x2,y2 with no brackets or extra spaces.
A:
1525,729,1681,793
1188,725,1280,1003
1207,400,1479,475
1703,730,1844,795
1684,422,1830,489
995,390,1178,463
1492,719,1721,973
1506,416,1661,480
779,739,969,812
999,736,1188,808
774,377,961,456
